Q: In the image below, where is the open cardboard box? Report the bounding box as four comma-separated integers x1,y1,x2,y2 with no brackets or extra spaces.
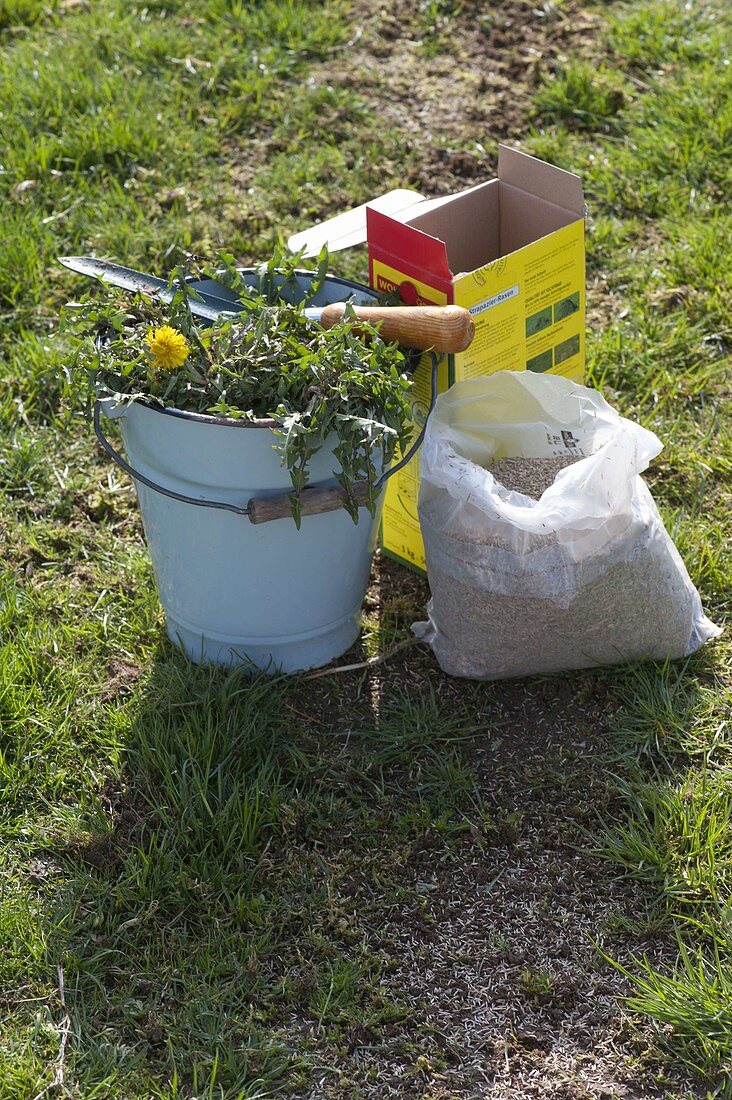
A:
289,145,586,573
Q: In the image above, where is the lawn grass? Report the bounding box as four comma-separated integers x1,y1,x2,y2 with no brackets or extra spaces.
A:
0,0,730,1096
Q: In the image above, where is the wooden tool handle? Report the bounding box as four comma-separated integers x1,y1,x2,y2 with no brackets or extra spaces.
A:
319,303,474,353
248,481,371,525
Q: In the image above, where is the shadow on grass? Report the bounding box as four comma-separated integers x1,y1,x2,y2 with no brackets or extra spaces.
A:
30,629,501,1098
30,599,725,1098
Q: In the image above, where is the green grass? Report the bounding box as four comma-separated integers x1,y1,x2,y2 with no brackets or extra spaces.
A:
0,0,731,1096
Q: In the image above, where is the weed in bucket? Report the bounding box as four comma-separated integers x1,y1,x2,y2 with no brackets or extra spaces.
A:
65,249,414,525
62,249,416,672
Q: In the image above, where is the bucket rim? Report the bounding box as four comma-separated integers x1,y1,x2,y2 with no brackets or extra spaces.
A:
131,399,278,430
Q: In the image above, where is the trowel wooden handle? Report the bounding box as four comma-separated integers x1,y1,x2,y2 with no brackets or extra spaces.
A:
318,303,474,353
248,481,371,525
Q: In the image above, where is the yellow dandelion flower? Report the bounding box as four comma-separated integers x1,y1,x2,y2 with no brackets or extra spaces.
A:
147,326,190,371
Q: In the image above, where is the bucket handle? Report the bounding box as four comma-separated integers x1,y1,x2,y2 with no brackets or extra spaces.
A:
93,353,439,525
93,400,252,516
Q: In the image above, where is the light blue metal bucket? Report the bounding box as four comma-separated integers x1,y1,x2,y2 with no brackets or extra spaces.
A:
95,271,395,673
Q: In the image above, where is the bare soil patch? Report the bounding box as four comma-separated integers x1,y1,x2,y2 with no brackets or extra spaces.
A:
280,557,704,1098
58,779,159,873
221,0,606,231
311,0,604,194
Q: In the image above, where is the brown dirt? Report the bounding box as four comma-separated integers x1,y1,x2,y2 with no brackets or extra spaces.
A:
99,657,143,703
221,0,606,241
59,779,159,873
313,0,605,196
308,858,672,1099
283,554,704,1098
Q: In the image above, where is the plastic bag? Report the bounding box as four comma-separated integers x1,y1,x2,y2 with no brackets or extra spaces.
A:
413,371,720,680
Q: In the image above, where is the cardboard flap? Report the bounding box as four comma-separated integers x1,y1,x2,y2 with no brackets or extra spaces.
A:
407,180,500,276
288,189,424,257
498,144,584,216
367,207,453,284
498,187,581,256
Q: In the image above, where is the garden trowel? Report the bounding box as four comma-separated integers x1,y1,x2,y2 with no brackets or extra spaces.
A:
59,256,474,353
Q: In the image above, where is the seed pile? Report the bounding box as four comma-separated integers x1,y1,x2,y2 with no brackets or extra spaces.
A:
486,455,580,497
420,456,697,680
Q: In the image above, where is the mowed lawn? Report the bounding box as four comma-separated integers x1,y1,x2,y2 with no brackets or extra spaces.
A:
0,1,730,1098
